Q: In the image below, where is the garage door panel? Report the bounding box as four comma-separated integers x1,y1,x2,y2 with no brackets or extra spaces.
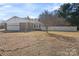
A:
7,25,19,31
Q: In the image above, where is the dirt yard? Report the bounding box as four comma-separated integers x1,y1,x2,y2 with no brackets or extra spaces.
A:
0,31,79,56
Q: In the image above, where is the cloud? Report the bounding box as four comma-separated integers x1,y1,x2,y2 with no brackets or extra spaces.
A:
3,5,12,8
30,16,37,18
0,13,6,16
49,6,60,11
0,3,62,20
0,3,6,5
0,4,13,10
53,6,60,10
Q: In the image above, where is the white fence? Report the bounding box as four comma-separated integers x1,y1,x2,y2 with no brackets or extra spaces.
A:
41,26,77,31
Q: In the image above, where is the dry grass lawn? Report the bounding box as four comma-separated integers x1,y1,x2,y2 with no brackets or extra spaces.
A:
0,31,79,56
49,31,79,38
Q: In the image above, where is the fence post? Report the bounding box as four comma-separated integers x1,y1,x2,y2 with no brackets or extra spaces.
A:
45,24,48,33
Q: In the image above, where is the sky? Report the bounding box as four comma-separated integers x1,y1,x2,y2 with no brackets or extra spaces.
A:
0,3,62,20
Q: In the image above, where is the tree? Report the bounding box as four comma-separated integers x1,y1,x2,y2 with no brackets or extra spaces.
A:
26,16,30,20
57,3,79,30
39,11,53,26
39,10,53,32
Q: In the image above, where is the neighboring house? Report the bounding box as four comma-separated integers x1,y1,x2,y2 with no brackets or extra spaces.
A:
5,16,43,31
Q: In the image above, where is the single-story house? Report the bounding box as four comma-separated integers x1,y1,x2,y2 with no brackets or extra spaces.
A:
5,16,43,31
4,16,77,32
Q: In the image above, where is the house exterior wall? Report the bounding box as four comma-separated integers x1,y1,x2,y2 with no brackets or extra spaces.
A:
6,17,42,31
6,17,28,31
20,23,30,32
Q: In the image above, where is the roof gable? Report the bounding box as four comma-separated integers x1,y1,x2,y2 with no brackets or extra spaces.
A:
6,16,27,23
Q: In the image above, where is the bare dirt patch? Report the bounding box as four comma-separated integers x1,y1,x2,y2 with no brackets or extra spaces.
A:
0,31,79,56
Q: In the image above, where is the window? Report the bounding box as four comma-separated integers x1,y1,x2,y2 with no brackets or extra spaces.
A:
33,24,35,28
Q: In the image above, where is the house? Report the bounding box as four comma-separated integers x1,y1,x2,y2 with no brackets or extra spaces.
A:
5,16,43,31
5,16,77,32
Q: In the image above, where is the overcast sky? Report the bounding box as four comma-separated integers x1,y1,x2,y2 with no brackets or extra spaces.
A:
0,3,62,20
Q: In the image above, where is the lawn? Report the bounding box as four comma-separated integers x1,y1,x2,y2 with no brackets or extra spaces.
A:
48,31,79,38
0,31,79,56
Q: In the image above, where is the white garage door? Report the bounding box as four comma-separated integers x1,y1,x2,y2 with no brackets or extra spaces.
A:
7,25,20,31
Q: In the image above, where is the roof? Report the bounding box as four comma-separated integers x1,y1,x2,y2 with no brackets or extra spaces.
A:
6,16,27,22
6,16,42,24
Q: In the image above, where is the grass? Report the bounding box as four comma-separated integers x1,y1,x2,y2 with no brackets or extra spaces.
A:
48,31,79,38
0,31,79,56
